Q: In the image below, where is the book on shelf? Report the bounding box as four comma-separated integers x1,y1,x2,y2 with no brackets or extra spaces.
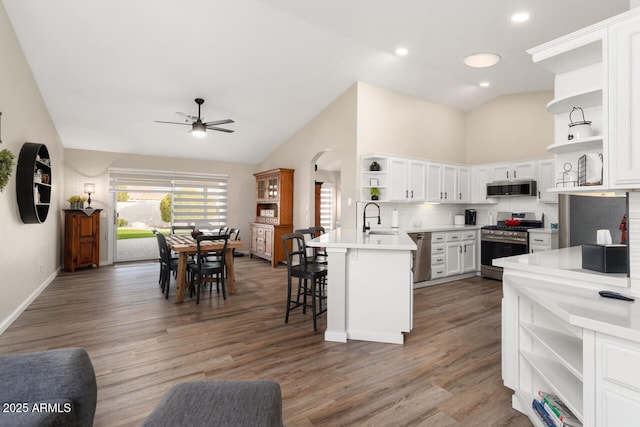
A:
532,399,556,427
538,391,583,427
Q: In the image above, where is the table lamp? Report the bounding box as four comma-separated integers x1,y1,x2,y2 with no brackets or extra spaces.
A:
84,183,95,208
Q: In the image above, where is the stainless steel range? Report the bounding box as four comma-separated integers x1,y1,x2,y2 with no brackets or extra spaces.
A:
481,212,543,280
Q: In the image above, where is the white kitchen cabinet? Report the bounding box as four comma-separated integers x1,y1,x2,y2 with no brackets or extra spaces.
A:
536,159,558,203
445,231,476,276
431,233,446,279
461,231,477,273
491,161,536,182
595,334,640,426
426,162,469,203
425,162,443,202
388,157,426,202
457,166,471,202
470,165,494,203
528,229,559,253
445,242,462,276
441,164,457,202
609,13,640,188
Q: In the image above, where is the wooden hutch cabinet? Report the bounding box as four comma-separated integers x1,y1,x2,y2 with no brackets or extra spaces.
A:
250,168,294,267
64,209,101,272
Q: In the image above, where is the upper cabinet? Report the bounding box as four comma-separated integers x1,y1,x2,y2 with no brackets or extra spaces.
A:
530,8,640,193
609,13,640,187
491,161,536,182
388,157,426,202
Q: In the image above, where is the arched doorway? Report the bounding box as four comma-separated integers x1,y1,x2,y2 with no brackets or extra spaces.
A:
310,150,341,230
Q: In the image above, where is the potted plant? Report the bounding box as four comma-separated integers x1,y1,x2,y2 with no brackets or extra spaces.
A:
370,187,380,200
67,195,87,210
0,149,14,193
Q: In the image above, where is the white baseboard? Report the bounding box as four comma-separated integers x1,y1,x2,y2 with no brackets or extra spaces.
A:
0,267,60,335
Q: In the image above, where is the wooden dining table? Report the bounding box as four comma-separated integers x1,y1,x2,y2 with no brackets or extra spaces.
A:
164,234,244,303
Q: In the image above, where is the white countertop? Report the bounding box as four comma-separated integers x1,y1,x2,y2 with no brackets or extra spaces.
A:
494,246,628,288
402,224,481,233
307,228,416,251
507,273,640,342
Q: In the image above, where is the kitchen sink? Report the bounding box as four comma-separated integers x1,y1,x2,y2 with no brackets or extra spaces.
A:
366,229,399,235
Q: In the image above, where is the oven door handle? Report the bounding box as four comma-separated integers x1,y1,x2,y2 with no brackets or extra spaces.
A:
481,236,527,244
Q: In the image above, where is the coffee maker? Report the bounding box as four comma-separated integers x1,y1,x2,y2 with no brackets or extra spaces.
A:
464,209,476,225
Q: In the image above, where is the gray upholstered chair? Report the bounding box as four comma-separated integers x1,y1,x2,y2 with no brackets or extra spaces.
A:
142,380,283,427
0,348,97,427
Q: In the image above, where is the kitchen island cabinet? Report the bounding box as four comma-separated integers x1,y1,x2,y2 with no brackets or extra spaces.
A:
307,229,416,344
495,248,638,427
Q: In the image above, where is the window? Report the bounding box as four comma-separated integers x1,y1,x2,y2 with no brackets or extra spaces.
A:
320,183,334,231
108,168,228,228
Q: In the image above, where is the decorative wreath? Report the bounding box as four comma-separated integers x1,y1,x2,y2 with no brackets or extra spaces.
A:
0,149,15,192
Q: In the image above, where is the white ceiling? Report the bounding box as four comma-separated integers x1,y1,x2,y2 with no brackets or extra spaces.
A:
3,0,630,165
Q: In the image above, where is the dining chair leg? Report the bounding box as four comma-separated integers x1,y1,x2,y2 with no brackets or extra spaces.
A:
285,274,293,324
221,273,226,300
311,278,318,332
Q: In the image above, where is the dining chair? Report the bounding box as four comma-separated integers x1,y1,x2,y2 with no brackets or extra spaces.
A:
188,234,229,304
282,233,328,331
156,232,178,299
295,228,327,265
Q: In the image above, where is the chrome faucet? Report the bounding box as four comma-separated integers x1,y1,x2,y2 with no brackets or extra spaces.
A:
362,202,381,232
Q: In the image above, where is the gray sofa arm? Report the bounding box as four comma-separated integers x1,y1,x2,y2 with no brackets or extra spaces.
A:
143,380,283,427
0,348,97,427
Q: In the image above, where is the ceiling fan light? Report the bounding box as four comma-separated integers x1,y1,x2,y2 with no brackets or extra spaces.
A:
191,121,207,138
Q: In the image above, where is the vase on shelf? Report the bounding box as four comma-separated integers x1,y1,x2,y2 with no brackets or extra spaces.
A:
70,201,84,210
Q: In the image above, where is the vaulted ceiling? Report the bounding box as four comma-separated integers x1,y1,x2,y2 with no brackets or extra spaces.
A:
3,0,630,164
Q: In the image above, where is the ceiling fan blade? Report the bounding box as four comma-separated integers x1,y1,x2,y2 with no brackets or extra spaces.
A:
204,119,234,126
175,112,197,123
155,120,191,126
207,126,234,133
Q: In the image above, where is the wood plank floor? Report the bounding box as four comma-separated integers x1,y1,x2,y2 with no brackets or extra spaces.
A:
0,256,531,426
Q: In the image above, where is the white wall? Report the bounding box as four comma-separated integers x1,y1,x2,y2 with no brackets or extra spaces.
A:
466,91,554,164
64,148,256,264
258,84,358,230
0,2,65,333
356,82,467,163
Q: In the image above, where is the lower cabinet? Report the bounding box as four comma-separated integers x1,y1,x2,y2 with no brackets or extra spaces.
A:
64,209,101,272
249,223,291,267
528,229,559,253
429,230,478,283
503,273,640,427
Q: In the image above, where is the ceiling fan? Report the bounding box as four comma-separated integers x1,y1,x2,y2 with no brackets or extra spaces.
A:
155,98,234,137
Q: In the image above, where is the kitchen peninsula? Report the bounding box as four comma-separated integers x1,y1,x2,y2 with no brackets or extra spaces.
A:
307,229,416,344
496,248,640,426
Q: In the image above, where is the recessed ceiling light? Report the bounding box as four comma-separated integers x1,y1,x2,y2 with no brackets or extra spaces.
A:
511,12,530,23
395,47,408,56
479,82,491,87
463,52,501,68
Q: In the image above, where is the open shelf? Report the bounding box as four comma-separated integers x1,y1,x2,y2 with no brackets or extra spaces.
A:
546,87,602,114
521,322,583,380
520,351,583,423
547,135,603,154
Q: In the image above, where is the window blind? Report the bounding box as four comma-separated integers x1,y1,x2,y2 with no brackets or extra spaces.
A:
320,183,334,231
108,168,228,227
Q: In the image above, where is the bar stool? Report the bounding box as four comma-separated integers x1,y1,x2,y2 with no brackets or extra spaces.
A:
282,233,328,331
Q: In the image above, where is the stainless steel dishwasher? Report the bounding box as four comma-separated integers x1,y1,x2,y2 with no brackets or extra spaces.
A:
408,232,431,283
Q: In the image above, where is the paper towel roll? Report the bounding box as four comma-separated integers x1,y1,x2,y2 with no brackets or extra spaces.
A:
391,209,399,228
597,229,612,245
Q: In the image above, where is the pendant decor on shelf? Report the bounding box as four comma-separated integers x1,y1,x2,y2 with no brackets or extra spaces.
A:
0,148,14,192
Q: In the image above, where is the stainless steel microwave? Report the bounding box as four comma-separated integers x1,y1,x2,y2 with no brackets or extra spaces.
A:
486,180,537,197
